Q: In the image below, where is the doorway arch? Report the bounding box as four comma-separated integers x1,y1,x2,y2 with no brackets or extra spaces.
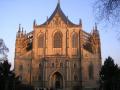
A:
50,72,63,89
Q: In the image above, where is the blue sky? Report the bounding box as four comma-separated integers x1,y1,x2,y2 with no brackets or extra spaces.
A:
0,0,120,68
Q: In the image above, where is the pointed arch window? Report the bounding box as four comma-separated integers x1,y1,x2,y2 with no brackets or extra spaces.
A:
38,33,44,48
54,31,62,48
72,32,78,48
88,63,94,80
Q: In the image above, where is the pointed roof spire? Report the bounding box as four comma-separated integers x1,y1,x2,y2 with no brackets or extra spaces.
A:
56,0,60,10
33,19,36,27
58,0,60,5
40,0,78,27
95,23,97,30
21,27,24,36
79,19,82,27
18,24,21,32
92,23,100,37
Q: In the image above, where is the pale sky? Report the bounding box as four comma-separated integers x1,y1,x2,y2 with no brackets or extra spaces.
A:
0,0,120,68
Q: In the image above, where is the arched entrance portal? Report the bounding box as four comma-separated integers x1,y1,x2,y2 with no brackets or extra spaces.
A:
50,72,63,89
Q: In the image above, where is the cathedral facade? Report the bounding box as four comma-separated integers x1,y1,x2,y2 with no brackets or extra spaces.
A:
14,2,101,90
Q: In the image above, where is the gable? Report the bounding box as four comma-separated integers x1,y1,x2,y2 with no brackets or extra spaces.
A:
39,3,79,27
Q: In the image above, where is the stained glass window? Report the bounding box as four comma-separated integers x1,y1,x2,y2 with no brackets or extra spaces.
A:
38,33,44,48
72,32,78,48
54,32,62,48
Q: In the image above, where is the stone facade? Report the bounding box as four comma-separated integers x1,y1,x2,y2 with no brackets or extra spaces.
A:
14,2,101,90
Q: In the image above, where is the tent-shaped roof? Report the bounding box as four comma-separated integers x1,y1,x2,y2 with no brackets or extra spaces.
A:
39,2,79,27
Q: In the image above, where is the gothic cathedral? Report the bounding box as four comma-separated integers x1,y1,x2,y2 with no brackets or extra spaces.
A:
15,2,101,90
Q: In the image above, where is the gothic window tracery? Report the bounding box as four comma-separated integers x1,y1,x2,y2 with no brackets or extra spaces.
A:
72,32,78,48
54,31,62,48
38,33,44,48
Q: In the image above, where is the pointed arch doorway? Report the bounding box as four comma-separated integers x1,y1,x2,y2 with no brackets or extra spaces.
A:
50,72,63,89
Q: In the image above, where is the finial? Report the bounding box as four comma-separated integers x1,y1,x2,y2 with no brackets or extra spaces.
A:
79,19,82,27
93,23,99,37
58,0,60,4
18,24,21,32
33,19,36,27
21,27,24,36
95,23,97,30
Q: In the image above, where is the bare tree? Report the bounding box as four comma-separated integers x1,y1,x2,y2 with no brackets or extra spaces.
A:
0,39,9,61
94,0,120,41
94,0,120,24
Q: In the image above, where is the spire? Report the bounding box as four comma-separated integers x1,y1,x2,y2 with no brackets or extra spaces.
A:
95,23,97,30
92,23,100,38
33,19,36,27
57,0,60,9
40,0,78,26
79,19,82,27
58,0,60,5
18,24,21,32
17,24,21,38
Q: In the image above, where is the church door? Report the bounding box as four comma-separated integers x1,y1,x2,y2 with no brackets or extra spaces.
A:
51,72,63,89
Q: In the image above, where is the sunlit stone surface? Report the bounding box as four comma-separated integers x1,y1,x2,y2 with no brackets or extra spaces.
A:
14,2,101,90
